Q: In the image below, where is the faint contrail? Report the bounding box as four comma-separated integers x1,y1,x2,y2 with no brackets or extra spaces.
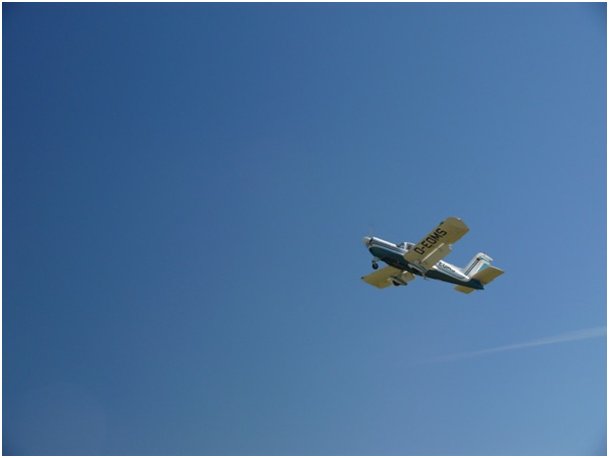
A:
430,326,606,363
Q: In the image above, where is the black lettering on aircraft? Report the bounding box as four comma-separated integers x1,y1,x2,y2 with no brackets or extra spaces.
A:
414,227,449,256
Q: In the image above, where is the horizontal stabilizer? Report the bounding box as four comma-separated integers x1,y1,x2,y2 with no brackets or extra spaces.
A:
473,265,504,285
454,265,504,294
454,285,475,294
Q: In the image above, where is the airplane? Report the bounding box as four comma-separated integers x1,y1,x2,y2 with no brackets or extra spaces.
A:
362,217,503,293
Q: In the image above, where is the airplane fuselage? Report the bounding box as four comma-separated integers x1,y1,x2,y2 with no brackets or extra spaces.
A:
365,236,484,289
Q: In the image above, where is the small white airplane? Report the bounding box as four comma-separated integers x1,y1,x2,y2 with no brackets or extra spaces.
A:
362,217,504,293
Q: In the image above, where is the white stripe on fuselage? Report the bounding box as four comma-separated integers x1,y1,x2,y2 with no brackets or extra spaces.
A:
368,238,469,281
435,260,469,281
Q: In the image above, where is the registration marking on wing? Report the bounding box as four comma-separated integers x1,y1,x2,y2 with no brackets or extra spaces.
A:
405,217,469,265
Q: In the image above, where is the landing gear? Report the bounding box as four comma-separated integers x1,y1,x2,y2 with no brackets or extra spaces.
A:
372,261,379,270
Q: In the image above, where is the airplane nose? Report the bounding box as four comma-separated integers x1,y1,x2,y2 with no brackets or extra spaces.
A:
362,236,372,246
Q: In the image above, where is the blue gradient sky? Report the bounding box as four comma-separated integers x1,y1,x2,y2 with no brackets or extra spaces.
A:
4,3,606,455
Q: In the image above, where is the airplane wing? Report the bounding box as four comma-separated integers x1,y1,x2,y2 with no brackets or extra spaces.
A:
404,217,469,270
362,266,405,289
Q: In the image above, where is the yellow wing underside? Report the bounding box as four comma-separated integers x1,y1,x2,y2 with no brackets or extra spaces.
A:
404,217,469,269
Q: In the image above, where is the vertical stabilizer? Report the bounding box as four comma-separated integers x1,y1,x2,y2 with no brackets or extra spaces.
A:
462,252,493,278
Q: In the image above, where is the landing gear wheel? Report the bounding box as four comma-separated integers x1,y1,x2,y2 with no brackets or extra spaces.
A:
372,262,379,270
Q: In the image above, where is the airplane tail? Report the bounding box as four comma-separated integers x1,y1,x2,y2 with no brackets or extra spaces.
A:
456,252,504,294
461,252,493,277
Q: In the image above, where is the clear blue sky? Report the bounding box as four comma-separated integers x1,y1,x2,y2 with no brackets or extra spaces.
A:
4,3,606,455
